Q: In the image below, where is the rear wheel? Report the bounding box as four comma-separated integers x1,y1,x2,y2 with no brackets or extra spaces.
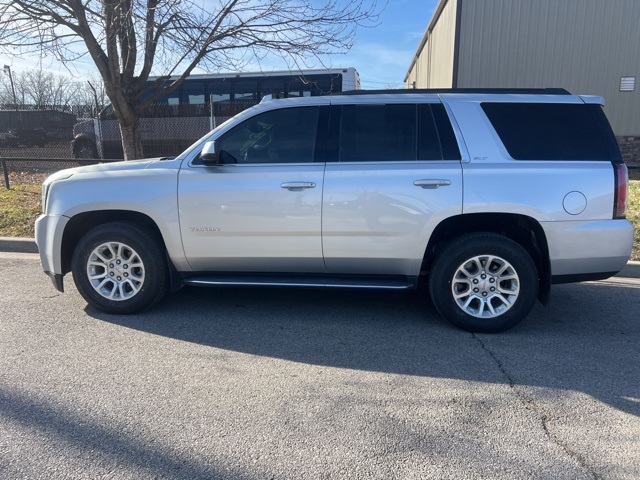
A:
71,222,168,314
429,233,538,333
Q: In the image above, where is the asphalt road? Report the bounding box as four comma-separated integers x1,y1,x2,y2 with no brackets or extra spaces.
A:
1,252,639,479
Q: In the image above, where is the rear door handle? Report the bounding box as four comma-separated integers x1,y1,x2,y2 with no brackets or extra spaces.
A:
413,179,452,189
281,182,316,191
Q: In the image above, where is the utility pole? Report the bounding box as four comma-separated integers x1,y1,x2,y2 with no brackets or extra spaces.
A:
87,80,100,116
3,65,17,108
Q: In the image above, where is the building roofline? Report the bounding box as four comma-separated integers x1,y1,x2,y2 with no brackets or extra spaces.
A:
404,0,453,83
332,88,571,96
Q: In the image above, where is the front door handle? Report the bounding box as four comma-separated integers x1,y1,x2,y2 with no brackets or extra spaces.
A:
281,182,316,191
413,179,452,189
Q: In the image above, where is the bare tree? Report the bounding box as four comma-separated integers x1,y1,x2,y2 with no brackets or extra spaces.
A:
0,68,91,117
82,76,109,116
21,69,77,106
0,69,27,105
0,0,380,159
0,68,87,108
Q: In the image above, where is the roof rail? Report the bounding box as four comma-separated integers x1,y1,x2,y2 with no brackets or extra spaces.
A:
331,88,571,96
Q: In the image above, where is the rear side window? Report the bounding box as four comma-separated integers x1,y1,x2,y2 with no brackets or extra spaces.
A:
340,104,416,162
338,104,461,162
427,104,462,160
481,103,616,161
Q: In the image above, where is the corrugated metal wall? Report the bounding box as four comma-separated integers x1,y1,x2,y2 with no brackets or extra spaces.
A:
405,0,458,89
456,0,640,136
429,0,458,87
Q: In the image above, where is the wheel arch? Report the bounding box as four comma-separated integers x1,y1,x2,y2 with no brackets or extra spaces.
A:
422,213,551,305
60,210,180,291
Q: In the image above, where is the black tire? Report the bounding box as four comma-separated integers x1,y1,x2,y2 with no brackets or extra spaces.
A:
428,233,538,333
73,140,99,159
71,222,169,314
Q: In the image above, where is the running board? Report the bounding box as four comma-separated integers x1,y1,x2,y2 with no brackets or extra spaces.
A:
182,274,417,290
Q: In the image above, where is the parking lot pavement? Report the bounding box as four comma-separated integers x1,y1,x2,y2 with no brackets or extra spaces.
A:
1,253,639,479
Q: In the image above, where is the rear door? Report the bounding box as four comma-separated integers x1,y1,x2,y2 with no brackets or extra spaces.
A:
322,99,464,277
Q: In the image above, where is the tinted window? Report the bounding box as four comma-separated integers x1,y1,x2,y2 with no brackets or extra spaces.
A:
482,103,613,160
431,104,462,160
340,104,416,162
418,104,443,160
259,78,286,99
233,80,258,102
208,79,232,103
288,74,342,96
217,107,319,164
338,104,456,162
181,82,205,104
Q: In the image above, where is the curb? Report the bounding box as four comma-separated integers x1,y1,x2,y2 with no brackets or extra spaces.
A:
0,237,38,254
617,260,640,279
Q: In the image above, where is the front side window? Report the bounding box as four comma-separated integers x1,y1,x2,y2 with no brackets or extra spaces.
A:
216,107,320,164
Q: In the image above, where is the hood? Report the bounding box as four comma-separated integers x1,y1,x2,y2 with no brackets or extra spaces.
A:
43,157,174,187
71,157,167,175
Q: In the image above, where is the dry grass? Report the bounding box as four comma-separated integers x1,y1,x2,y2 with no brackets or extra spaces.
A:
628,178,640,261
1,169,639,261
0,172,47,238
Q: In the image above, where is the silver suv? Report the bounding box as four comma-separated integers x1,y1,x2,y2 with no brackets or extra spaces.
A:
35,89,634,332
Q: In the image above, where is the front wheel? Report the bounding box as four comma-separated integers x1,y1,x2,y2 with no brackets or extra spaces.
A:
71,222,168,314
429,233,539,333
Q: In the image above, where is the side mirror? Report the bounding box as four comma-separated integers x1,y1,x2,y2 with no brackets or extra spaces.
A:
200,140,219,165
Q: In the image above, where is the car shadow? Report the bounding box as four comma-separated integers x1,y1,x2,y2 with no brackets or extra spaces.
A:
86,280,640,417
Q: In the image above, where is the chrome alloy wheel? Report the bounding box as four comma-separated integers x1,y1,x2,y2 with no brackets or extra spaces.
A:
451,255,520,319
86,242,145,301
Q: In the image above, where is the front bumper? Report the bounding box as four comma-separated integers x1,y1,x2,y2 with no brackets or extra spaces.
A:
44,271,65,292
35,213,70,292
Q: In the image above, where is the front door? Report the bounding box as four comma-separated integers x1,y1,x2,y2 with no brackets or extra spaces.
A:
179,105,326,273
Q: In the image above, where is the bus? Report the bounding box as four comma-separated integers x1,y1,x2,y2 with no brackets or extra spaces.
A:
72,68,360,159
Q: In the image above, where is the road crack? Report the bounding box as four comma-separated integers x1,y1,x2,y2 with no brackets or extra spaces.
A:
472,333,601,480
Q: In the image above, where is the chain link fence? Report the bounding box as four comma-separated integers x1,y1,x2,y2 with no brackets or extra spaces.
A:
0,107,78,164
0,107,86,187
1,101,259,188
73,100,258,159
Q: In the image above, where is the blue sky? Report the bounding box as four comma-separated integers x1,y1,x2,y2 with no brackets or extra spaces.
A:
338,0,438,88
4,1,438,89
215,0,438,88
247,0,439,88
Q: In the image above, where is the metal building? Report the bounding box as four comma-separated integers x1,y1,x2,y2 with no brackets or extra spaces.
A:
405,0,640,163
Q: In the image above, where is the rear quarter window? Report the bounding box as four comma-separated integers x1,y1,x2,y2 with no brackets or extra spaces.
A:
481,103,619,161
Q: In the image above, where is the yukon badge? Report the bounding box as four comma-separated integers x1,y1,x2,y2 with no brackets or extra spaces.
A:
190,227,221,232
